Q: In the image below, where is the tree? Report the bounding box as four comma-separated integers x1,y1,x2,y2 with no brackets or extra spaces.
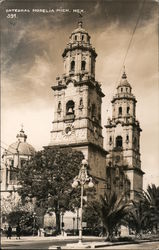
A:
143,184,159,232
94,192,129,241
1,193,37,235
17,147,84,234
83,200,102,229
128,184,159,237
128,200,148,237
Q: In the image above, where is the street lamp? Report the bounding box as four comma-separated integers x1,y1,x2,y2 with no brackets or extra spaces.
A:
33,212,36,236
72,217,75,235
72,159,94,244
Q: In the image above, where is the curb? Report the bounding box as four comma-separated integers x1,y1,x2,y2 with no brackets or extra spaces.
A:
48,239,159,249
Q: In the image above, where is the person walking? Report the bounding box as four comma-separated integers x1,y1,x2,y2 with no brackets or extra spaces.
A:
16,224,21,239
7,225,12,239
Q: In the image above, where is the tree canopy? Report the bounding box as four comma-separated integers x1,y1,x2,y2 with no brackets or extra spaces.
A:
17,147,84,233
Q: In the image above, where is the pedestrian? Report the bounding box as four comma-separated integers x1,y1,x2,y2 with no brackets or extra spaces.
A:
16,224,21,239
7,225,12,239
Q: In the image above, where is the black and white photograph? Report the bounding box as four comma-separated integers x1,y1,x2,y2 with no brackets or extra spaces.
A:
1,0,159,249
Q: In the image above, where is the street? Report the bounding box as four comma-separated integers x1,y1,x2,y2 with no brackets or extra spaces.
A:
1,237,101,249
1,237,159,250
99,241,159,249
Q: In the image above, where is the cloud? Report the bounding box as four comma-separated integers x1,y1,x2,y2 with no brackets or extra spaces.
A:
1,0,159,188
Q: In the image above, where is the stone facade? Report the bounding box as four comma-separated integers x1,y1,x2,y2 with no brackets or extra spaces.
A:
105,70,144,199
49,21,107,197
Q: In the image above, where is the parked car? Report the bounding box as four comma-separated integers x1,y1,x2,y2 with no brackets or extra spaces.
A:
44,227,57,237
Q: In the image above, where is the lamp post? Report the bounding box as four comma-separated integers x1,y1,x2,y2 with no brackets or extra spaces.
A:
33,212,36,236
73,217,75,235
72,159,94,244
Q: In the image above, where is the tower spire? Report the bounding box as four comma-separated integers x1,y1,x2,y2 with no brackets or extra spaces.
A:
78,12,83,28
16,125,27,142
122,65,127,79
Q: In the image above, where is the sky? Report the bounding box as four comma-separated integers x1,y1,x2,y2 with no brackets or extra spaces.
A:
1,0,159,190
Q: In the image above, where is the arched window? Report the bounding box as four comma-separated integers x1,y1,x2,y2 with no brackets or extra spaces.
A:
119,107,122,116
81,61,86,71
79,98,83,106
58,101,61,110
79,98,83,110
126,135,129,143
70,61,75,71
127,107,130,114
109,136,112,145
66,100,75,115
116,136,123,148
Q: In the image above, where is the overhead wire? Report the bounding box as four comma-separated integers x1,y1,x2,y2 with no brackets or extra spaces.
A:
1,140,19,151
105,0,145,117
0,145,16,155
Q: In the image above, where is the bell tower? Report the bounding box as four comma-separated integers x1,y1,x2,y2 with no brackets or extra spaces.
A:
49,21,107,196
105,69,144,199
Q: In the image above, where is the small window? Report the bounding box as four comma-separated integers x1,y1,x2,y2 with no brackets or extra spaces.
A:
82,35,84,41
71,61,75,71
109,136,112,145
81,61,86,71
58,101,61,110
80,98,83,106
126,135,129,142
127,107,130,114
10,159,14,168
116,136,123,147
119,107,122,115
79,98,83,110
21,159,26,168
121,88,123,92
10,168,17,182
126,88,128,92
75,35,77,41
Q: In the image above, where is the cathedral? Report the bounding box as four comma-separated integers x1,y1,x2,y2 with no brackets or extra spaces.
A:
48,20,144,198
1,20,144,229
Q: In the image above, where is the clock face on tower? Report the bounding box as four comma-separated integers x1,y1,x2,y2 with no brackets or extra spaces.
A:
65,126,72,135
63,123,74,137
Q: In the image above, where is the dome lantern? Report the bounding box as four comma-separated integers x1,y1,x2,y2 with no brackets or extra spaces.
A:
16,125,27,142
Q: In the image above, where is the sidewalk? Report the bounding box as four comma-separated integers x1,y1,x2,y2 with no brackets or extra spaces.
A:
1,235,103,243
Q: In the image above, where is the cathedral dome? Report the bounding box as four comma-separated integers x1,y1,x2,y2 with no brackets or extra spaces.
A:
117,71,132,89
69,20,91,45
7,141,35,156
6,128,35,156
71,21,88,35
